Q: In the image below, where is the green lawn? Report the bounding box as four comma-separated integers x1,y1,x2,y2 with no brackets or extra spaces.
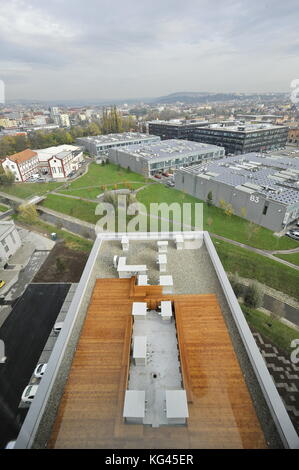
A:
0,182,63,199
0,203,9,212
137,184,298,251
241,304,299,354
275,251,299,267
57,182,145,200
14,215,93,253
64,162,149,190
213,238,299,301
41,194,98,224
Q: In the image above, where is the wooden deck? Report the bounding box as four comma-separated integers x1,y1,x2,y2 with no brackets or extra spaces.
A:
48,278,267,449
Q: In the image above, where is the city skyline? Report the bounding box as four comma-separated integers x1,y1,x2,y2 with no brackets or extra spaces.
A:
0,0,299,101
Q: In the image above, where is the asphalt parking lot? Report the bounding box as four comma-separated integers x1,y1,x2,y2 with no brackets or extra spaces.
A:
0,283,71,448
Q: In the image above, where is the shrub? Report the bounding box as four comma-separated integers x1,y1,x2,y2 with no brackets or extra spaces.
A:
244,281,263,309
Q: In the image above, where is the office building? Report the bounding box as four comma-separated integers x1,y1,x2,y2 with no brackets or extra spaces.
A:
14,231,299,449
34,145,83,178
1,149,39,182
0,222,21,268
192,122,288,155
76,132,160,157
175,153,299,231
108,139,225,177
148,119,209,140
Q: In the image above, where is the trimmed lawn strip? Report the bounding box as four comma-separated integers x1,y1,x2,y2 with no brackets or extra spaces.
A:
213,238,299,301
137,184,297,251
241,303,299,354
0,182,63,199
0,203,9,212
14,215,93,253
275,251,299,267
41,194,98,224
57,182,145,199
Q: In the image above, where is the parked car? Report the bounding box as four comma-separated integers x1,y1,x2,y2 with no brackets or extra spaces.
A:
154,174,162,179
286,230,299,241
53,321,64,334
0,280,6,289
68,170,76,178
166,181,175,187
162,172,169,177
21,385,38,404
34,363,47,379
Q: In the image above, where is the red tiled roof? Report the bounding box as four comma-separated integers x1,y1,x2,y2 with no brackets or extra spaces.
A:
6,149,38,164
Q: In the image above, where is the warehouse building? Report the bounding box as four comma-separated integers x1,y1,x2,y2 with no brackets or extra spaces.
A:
192,122,288,155
108,139,225,177
175,153,299,232
76,132,160,157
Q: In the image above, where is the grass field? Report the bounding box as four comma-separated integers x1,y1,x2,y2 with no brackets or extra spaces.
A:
275,251,299,267
62,162,149,190
14,215,93,253
0,182,63,199
213,238,299,301
241,304,299,353
137,184,298,251
57,182,145,200
0,203,9,212
41,194,98,224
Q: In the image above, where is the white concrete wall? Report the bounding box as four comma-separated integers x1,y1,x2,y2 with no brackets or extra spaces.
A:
0,224,22,267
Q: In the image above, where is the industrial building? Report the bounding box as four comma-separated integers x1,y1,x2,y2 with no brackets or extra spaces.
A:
175,153,299,232
108,139,225,177
13,231,299,449
191,122,288,155
148,119,209,140
76,132,160,157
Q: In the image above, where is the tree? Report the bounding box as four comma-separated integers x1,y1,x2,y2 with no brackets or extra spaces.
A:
246,221,260,241
244,281,263,309
56,257,66,274
206,191,213,207
229,272,244,298
18,204,38,224
207,217,213,229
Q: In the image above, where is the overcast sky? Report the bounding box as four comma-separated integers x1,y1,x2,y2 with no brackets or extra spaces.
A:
0,0,298,101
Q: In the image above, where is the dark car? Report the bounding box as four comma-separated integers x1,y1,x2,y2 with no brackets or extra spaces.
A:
154,174,162,179
286,230,299,241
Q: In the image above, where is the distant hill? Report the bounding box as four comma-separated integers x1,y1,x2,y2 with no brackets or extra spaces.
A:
152,91,288,105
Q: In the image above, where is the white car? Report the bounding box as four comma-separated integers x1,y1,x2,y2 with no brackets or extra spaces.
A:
34,363,47,379
21,384,38,404
53,321,64,334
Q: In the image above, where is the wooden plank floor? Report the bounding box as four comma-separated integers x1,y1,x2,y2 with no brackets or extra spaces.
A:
48,279,267,449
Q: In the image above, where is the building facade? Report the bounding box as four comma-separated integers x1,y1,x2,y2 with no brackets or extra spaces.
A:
35,145,84,178
2,149,39,182
192,123,289,155
288,128,299,146
108,139,225,177
175,153,299,232
0,222,21,268
76,132,160,157
148,119,209,140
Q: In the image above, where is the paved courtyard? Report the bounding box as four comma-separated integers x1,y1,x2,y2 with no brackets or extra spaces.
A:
252,330,299,433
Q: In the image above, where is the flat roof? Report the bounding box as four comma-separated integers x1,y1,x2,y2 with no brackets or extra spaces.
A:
77,132,157,145
15,233,299,449
179,153,299,206
195,122,288,133
115,139,224,162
